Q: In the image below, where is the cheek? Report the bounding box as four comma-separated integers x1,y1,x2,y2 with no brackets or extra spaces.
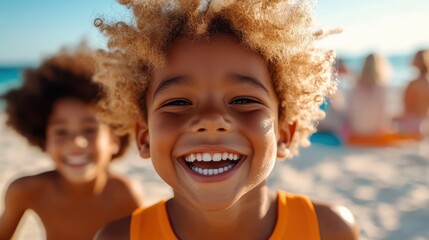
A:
92,131,114,161
45,137,61,157
238,111,278,141
149,113,188,146
239,112,278,169
148,113,186,170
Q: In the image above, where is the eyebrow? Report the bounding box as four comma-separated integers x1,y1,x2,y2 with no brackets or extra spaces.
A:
153,76,191,100
152,74,269,99
228,74,269,94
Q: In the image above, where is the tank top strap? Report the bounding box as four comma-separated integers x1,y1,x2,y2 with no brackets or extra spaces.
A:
269,190,320,240
130,200,178,240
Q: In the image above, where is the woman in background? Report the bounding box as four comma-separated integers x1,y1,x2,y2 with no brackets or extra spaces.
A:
395,49,429,135
345,53,395,145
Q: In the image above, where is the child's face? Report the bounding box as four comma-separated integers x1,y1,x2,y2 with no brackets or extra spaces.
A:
137,35,290,210
46,98,117,184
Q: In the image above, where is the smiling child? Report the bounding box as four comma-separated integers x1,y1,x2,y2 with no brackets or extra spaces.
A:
0,44,142,240
94,0,359,239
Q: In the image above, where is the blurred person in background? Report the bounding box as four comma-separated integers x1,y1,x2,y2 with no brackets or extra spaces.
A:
345,53,394,145
395,49,429,135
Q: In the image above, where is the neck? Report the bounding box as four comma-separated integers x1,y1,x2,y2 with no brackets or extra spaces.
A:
167,182,277,240
55,170,109,198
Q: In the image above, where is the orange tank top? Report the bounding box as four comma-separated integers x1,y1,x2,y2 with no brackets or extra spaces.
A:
130,190,320,239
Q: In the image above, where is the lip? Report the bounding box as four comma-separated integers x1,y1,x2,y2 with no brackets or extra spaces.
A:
176,147,247,182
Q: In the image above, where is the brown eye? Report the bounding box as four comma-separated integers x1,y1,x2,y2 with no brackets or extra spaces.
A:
54,129,68,137
230,97,259,105
162,98,191,107
82,127,97,136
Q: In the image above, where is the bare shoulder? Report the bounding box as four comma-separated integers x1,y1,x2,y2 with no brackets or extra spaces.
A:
105,173,144,206
313,201,359,240
94,215,131,240
406,78,428,91
6,171,56,197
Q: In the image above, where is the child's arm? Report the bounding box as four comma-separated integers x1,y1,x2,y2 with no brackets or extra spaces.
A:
0,178,30,239
313,202,360,240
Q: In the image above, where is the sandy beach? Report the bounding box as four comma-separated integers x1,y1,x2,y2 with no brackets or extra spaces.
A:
1,112,428,240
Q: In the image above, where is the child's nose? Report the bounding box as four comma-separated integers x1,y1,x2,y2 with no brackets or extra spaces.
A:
191,109,232,133
73,135,89,148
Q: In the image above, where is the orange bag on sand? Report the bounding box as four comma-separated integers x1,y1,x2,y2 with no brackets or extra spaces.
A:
346,133,422,147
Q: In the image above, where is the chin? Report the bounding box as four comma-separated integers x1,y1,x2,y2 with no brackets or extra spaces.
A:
61,169,98,184
189,191,243,212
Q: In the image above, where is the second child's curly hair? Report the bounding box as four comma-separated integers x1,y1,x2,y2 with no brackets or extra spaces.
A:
2,44,130,159
94,0,337,154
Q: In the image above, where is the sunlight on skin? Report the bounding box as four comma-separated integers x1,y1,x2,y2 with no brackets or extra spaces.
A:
332,205,355,226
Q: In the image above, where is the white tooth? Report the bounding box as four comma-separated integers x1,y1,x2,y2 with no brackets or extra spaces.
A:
185,156,191,162
190,154,196,161
203,153,211,162
232,154,239,160
190,165,238,176
66,156,88,165
228,153,233,159
213,153,221,161
222,152,228,160
196,153,203,161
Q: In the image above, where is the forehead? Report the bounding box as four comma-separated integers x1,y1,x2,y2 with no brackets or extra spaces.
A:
153,35,271,82
49,98,97,123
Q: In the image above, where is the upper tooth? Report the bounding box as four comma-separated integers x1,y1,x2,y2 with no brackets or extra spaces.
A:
213,153,221,161
203,153,211,162
66,156,88,165
185,152,240,162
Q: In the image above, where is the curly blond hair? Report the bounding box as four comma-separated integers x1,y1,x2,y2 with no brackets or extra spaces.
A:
94,0,336,154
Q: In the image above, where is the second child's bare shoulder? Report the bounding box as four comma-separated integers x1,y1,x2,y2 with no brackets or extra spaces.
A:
8,171,58,195
94,215,131,240
313,201,360,240
6,171,58,203
104,174,143,205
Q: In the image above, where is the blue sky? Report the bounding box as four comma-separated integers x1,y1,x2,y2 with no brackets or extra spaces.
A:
0,0,428,64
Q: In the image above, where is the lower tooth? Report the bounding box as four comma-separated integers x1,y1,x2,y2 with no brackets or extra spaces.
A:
191,164,235,176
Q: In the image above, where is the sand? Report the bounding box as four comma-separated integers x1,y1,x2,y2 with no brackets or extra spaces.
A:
1,112,428,240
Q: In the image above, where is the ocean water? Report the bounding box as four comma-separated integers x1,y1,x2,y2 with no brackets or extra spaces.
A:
0,66,25,109
0,54,418,109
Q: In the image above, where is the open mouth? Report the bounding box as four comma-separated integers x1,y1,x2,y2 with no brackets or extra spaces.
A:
182,152,244,176
64,154,91,167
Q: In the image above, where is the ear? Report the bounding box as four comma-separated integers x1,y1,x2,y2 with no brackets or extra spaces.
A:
277,122,297,159
135,119,151,159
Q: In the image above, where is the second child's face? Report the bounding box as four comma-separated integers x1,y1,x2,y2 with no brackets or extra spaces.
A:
46,98,116,184
139,35,286,210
